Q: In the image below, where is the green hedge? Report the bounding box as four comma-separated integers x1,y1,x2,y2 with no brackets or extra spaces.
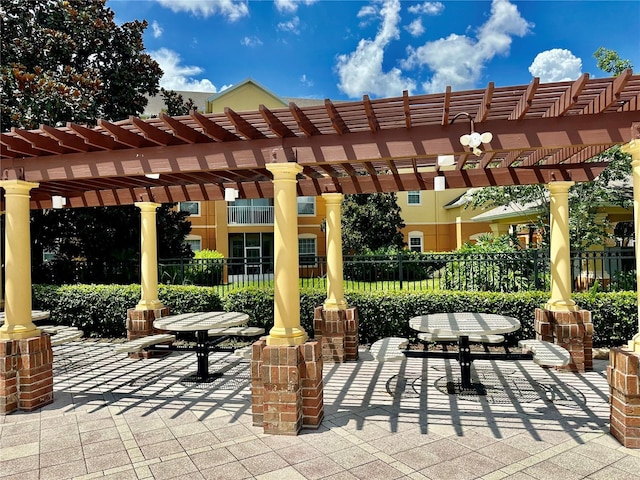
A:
31,284,637,348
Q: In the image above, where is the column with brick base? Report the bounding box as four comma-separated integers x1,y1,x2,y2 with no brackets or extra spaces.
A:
535,308,593,372
251,339,323,435
126,307,171,359
1,335,54,414
608,348,640,448
313,306,359,362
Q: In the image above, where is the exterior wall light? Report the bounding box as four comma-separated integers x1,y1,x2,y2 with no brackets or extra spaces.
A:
52,195,67,209
434,176,446,192
145,173,160,180
224,187,240,202
451,112,492,157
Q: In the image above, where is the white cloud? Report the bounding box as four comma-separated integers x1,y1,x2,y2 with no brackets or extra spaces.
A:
357,5,378,18
278,16,300,34
336,0,416,98
408,2,444,16
403,0,532,93
528,49,582,82
150,48,218,92
154,0,249,22
300,74,314,87
151,20,163,38
405,18,424,37
241,36,263,47
274,0,316,13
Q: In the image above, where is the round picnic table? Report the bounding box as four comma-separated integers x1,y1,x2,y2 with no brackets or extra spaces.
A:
409,312,521,391
154,312,249,383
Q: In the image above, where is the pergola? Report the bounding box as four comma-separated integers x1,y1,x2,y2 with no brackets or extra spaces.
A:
1,71,640,439
1,70,639,208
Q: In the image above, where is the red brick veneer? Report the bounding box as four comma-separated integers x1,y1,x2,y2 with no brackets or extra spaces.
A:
313,306,359,362
534,308,593,372
250,339,324,435
608,347,640,448
1,334,53,414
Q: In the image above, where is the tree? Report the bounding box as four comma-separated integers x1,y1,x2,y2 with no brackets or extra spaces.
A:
161,88,196,116
468,49,634,252
594,47,633,76
31,204,192,284
1,0,163,130
0,0,194,282
341,193,406,254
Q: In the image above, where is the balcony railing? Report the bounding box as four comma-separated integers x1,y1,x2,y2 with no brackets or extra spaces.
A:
227,205,274,224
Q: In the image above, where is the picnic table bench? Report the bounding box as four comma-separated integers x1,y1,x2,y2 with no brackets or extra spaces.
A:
39,325,84,346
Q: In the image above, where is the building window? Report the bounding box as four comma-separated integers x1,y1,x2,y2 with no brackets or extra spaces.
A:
179,201,200,216
408,232,423,252
407,191,421,205
298,235,317,265
297,196,316,216
184,235,202,252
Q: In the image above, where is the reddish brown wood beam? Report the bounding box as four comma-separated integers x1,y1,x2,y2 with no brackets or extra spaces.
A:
12,129,67,154
363,94,380,132
582,68,632,114
225,107,267,140
98,119,156,148
1,132,47,156
441,86,452,126
259,105,296,137
403,90,412,129
67,122,127,150
543,73,589,118
41,124,91,152
498,151,522,168
509,77,539,120
160,113,211,143
325,99,349,135
475,82,494,122
289,102,321,136
520,148,554,167
478,151,496,169
190,110,241,142
131,117,184,146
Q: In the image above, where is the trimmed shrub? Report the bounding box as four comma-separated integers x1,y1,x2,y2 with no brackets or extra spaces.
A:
32,284,636,348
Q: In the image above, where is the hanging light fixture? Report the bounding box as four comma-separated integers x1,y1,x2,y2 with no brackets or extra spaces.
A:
451,112,492,157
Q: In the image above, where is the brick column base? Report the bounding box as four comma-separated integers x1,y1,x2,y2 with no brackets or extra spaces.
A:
313,306,359,362
534,308,593,372
126,307,171,359
1,334,54,414
608,347,640,448
250,339,323,435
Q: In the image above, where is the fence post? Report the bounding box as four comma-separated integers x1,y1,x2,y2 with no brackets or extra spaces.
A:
533,249,540,290
398,253,404,290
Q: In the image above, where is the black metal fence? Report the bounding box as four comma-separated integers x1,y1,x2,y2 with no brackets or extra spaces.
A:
154,247,636,293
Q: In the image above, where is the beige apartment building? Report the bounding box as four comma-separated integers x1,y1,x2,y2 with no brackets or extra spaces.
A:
145,79,493,261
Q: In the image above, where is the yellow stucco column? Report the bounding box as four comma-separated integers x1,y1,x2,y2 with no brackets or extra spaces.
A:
266,162,307,346
322,192,347,311
135,202,165,311
0,210,4,311
623,139,640,351
544,181,578,312
0,180,39,339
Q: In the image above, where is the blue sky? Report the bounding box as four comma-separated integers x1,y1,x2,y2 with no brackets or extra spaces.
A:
107,0,640,100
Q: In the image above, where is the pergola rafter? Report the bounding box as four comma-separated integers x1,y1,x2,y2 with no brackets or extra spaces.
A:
0,71,639,209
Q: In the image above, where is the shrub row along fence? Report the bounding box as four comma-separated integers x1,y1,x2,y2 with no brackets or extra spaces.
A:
157,247,635,293
31,284,638,348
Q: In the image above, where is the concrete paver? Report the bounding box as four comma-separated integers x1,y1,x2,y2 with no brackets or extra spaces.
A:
0,341,635,479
